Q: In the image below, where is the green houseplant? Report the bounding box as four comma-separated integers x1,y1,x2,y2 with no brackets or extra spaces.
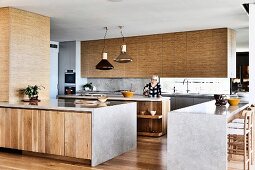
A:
83,83,93,91
23,85,44,101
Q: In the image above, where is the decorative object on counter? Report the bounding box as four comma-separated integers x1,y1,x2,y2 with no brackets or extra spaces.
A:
21,85,44,102
96,27,114,70
114,26,133,63
97,96,108,103
214,94,227,106
228,98,240,106
121,90,134,98
143,75,161,97
83,82,93,91
97,102,108,107
140,110,146,115
149,110,156,116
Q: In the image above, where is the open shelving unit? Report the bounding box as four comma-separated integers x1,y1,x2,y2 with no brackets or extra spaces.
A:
137,100,170,137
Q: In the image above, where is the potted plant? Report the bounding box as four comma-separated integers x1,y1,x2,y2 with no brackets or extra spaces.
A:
23,85,44,101
83,83,93,91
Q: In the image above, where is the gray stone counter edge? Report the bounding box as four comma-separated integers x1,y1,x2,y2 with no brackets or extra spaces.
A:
58,95,170,102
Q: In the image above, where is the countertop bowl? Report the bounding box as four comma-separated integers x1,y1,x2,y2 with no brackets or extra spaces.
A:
149,110,156,116
97,96,108,103
228,98,240,106
121,91,134,98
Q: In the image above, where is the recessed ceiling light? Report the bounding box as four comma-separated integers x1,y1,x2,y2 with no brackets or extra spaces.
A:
107,0,123,2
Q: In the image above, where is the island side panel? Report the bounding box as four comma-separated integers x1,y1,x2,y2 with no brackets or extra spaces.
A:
91,102,137,166
167,112,227,170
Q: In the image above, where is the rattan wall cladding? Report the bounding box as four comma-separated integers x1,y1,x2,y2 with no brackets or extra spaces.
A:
0,7,50,101
0,8,10,101
81,28,235,78
162,33,189,77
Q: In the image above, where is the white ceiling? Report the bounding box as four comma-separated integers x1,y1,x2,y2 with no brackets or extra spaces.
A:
0,0,249,45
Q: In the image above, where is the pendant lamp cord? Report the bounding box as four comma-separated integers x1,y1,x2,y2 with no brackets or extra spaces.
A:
119,26,125,43
102,27,108,53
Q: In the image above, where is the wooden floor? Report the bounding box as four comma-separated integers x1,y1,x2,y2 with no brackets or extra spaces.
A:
0,136,252,170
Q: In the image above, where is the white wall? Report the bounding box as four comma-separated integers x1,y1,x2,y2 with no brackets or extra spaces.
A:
75,41,87,91
50,41,59,99
249,4,255,103
58,41,76,94
58,41,87,95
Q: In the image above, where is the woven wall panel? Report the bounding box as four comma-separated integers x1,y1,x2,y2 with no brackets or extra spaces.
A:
0,7,50,101
81,28,235,78
0,8,10,101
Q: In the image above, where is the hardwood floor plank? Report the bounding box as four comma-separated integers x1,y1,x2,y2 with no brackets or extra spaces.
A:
0,136,251,170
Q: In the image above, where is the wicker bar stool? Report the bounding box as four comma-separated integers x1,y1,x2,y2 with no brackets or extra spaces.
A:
230,105,255,165
227,109,253,170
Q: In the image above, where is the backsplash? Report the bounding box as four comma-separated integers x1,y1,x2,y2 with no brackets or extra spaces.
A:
160,78,230,94
87,78,230,95
87,78,150,94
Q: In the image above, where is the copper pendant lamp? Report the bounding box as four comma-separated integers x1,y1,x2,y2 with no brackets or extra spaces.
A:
114,26,133,63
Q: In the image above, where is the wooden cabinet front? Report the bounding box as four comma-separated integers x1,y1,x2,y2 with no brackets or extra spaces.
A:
0,108,91,159
44,111,65,156
162,32,187,77
81,28,235,78
64,112,91,159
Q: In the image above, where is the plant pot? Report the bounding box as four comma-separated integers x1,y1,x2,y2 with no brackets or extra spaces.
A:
30,96,38,101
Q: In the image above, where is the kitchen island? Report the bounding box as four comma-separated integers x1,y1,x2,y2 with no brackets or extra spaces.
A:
58,94,170,137
167,101,249,170
0,99,137,166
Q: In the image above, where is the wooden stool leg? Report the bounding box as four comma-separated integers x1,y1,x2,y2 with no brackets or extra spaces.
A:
245,134,247,170
252,127,254,165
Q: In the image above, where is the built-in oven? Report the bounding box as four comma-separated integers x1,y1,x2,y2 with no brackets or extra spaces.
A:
65,70,76,84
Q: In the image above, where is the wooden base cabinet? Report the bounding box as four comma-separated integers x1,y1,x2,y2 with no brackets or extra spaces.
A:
137,100,170,137
0,108,91,159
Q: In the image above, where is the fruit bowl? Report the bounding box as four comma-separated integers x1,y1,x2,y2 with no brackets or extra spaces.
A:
121,91,134,98
228,98,240,106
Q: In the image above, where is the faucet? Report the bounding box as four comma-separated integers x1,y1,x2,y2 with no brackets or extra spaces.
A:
183,79,190,93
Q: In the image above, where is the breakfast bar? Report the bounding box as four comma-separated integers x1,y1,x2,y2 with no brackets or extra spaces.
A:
0,99,137,166
167,101,249,170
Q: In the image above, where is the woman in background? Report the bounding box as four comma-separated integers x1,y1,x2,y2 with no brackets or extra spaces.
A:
143,75,161,97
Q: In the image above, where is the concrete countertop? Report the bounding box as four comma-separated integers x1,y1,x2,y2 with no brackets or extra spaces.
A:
58,94,170,102
162,92,214,98
0,99,135,112
172,100,249,118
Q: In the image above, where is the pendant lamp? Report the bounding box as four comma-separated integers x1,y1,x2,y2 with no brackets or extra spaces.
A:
114,26,133,63
96,27,114,70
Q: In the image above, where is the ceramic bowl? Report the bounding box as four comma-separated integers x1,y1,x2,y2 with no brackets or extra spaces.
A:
97,96,108,103
149,110,156,116
121,91,134,98
228,98,240,106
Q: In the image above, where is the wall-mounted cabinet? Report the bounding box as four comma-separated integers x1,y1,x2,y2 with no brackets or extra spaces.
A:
81,28,236,78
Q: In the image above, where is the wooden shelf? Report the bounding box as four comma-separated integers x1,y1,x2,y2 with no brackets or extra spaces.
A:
138,132,163,137
137,115,162,119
